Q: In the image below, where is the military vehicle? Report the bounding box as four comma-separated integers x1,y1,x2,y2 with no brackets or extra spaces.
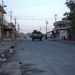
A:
31,30,44,41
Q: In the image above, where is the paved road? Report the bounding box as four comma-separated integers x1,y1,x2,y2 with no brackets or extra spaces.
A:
1,38,75,75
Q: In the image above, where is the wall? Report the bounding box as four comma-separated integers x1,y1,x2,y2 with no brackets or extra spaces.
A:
59,30,67,40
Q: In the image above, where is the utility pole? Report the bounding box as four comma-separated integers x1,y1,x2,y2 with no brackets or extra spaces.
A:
1,0,7,39
9,10,13,23
1,0,4,39
17,23,20,33
45,21,48,39
14,18,17,38
55,14,57,22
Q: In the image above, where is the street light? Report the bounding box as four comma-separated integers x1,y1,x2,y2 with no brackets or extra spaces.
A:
1,0,7,39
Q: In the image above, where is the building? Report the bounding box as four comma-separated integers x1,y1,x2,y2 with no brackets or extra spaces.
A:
0,5,15,39
4,23,15,39
0,5,6,39
52,19,71,40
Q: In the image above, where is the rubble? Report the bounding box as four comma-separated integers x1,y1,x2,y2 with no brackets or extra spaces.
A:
0,39,22,75
0,39,21,62
9,49,13,54
1,58,7,62
1,53,5,58
0,46,15,62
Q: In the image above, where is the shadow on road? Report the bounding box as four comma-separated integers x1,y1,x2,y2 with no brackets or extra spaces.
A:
20,63,45,75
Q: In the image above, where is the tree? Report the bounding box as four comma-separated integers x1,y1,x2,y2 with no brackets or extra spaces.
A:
65,0,75,40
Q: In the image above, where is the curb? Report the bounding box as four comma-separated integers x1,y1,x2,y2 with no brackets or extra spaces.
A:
49,39,75,44
59,41,75,44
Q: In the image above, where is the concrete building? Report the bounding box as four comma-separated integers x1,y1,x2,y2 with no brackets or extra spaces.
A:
52,19,71,40
0,5,15,39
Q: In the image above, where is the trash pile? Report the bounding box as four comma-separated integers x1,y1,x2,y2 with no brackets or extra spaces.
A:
0,45,15,62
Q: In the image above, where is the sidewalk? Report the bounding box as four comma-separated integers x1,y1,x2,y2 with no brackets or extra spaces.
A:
59,40,75,44
49,38,75,44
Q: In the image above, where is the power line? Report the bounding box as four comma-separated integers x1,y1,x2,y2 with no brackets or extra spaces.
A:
12,7,66,16
4,0,67,19
15,16,55,21
3,0,68,26
14,7,67,19
20,29,33,31
8,1,63,9
17,17,46,20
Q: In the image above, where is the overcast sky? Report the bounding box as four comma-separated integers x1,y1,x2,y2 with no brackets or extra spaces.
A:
0,0,69,33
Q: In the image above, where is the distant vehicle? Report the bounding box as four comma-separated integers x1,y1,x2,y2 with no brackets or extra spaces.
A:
31,30,44,41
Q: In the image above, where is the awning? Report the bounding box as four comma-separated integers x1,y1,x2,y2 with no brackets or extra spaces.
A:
4,25,13,31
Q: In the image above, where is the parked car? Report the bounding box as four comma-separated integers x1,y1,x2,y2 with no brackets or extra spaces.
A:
31,30,44,41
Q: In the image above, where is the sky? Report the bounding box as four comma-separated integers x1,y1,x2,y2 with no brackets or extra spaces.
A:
0,0,69,34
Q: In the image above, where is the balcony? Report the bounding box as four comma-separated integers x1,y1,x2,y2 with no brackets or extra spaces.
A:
54,20,71,30
54,26,71,30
